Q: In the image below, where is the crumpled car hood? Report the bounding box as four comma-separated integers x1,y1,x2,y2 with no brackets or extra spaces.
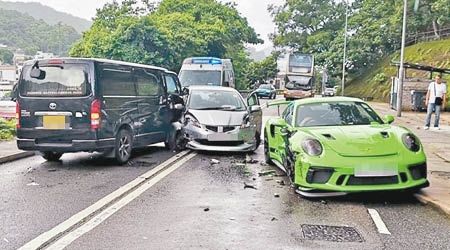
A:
188,109,247,126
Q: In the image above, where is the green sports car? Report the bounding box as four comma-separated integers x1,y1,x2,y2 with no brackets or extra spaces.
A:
264,97,429,197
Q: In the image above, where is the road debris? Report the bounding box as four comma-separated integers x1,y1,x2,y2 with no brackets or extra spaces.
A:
204,207,210,212
258,170,276,176
321,200,327,204
210,159,220,165
26,182,39,186
278,180,286,186
274,193,280,198
245,155,259,164
265,178,273,181
26,167,34,174
3,238,9,243
229,217,236,221
271,217,278,221
244,182,257,190
235,162,246,167
48,169,57,172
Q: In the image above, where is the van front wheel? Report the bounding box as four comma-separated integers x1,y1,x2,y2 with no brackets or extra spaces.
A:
115,129,133,164
41,152,63,161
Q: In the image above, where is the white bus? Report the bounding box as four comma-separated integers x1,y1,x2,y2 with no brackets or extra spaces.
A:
179,57,235,88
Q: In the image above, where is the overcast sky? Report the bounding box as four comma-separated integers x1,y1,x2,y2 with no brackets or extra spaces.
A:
4,0,284,50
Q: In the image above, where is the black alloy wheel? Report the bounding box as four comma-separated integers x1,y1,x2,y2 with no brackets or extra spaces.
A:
115,129,133,164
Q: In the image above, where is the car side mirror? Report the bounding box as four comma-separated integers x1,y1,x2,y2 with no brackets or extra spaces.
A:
182,87,189,96
250,105,261,113
384,115,394,124
30,68,45,80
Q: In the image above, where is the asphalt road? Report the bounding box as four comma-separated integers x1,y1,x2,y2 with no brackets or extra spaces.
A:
1,97,450,250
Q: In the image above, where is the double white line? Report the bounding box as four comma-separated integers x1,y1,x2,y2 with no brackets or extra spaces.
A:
19,151,197,250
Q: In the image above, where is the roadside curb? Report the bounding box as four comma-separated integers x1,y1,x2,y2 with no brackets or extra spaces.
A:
414,193,450,217
0,151,35,165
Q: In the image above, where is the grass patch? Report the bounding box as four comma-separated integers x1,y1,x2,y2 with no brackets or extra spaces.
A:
0,118,16,140
346,38,450,105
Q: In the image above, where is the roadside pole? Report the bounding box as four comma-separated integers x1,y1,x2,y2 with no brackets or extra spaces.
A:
341,0,348,96
396,0,408,117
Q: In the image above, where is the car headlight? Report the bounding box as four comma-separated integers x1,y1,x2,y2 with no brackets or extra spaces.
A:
402,133,420,152
185,115,201,128
302,138,323,156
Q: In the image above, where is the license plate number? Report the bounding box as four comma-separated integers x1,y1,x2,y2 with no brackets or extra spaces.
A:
354,164,398,177
43,116,67,130
207,133,238,141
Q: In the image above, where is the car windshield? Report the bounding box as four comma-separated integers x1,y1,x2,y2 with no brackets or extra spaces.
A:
20,64,90,97
179,70,221,87
295,102,384,127
259,84,271,90
188,89,246,111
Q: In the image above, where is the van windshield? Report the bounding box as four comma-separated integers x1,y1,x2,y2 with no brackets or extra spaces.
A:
179,70,221,87
20,64,90,97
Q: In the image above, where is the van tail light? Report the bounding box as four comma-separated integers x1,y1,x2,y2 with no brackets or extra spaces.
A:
16,100,20,129
90,99,101,130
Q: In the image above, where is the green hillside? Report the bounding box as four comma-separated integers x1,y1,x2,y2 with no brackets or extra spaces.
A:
345,38,450,104
0,1,91,33
0,9,80,56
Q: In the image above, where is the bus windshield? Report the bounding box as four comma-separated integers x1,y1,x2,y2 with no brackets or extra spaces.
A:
179,70,222,87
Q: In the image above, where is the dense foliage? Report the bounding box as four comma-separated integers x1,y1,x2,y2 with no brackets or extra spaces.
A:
0,48,13,65
270,0,450,79
242,53,279,89
0,9,80,55
70,0,263,88
0,118,15,140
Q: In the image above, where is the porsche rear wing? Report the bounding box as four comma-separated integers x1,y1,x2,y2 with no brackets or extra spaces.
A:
266,100,293,116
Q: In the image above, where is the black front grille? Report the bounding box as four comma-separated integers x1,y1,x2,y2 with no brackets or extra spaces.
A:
408,163,427,180
347,175,399,186
206,125,218,132
306,167,334,184
223,126,236,132
195,139,244,147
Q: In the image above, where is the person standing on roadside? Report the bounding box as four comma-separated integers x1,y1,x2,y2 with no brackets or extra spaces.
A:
424,75,446,130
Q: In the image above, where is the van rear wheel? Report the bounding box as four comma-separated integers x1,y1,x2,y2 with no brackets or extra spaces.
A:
41,152,63,161
115,129,133,164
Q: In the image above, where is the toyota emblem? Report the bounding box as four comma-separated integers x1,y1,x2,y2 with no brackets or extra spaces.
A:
49,103,57,110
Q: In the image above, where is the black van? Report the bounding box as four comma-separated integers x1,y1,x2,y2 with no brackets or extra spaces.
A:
15,58,185,164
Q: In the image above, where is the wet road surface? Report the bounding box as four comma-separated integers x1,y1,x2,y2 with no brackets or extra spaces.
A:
1,98,450,250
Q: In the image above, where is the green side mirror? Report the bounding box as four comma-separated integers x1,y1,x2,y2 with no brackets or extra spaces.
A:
384,115,394,124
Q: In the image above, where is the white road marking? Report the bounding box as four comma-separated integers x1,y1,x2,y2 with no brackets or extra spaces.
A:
18,150,194,250
368,208,391,235
45,152,197,250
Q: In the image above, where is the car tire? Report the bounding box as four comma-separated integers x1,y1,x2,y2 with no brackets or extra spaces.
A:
165,129,186,151
264,130,273,165
272,94,276,99
41,152,63,161
115,128,133,165
251,131,261,152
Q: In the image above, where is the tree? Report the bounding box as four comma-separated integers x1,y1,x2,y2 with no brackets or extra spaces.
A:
241,53,279,89
70,0,262,76
0,48,14,65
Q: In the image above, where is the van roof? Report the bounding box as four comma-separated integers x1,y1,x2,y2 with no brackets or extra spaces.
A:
23,58,168,72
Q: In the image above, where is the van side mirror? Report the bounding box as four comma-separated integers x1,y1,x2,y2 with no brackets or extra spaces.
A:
30,68,46,80
250,105,261,113
384,115,394,124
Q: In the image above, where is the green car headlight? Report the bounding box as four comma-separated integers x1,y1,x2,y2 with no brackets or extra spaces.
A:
302,138,323,156
402,133,420,152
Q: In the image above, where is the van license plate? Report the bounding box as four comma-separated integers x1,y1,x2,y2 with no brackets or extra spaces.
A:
43,116,67,129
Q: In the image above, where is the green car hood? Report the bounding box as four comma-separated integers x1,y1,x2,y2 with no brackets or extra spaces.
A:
302,125,402,157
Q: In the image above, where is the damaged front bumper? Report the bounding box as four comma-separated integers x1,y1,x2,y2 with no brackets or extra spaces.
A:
184,123,257,152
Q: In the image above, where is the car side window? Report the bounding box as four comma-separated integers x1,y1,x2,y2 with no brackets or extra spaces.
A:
101,66,135,96
165,74,180,94
283,103,294,126
247,93,259,106
135,69,162,96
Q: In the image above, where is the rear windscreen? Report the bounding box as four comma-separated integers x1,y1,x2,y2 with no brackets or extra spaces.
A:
20,64,91,97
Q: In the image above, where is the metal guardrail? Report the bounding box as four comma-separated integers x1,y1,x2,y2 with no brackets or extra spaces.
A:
406,27,450,46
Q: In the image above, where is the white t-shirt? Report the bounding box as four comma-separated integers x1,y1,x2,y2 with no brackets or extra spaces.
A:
428,82,447,104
